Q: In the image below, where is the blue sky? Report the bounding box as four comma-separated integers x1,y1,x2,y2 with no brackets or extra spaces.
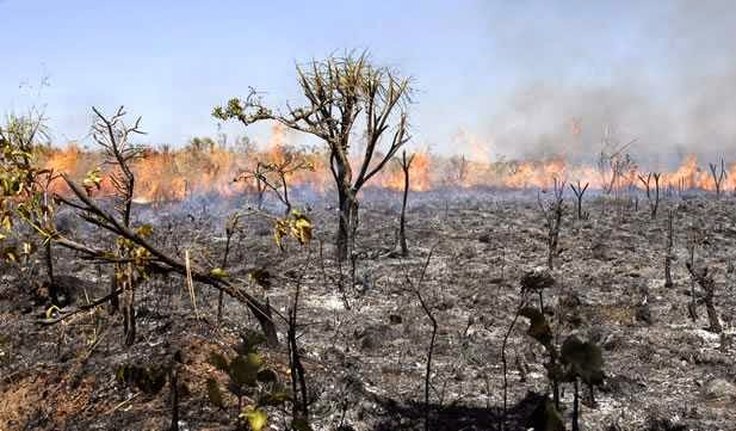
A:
1,0,733,160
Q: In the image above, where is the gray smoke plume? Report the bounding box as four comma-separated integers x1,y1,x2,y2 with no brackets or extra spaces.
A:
476,0,736,169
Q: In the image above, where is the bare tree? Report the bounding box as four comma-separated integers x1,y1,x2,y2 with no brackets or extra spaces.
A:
42,108,279,346
685,225,703,323
664,209,674,289
397,149,415,256
539,179,566,270
638,172,661,219
708,159,727,199
216,213,240,324
569,180,589,220
214,52,412,261
447,154,468,187
597,133,637,196
287,270,310,426
500,300,525,431
407,249,436,431
235,146,313,216
686,263,722,333
51,176,279,344
89,106,144,345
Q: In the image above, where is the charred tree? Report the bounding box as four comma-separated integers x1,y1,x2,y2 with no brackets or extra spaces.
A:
597,135,637,196
709,159,727,199
686,226,701,322
287,275,310,426
45,107,279,346
539,179,566,270
397,150,415,256
214,52,412,261
686,263,723,333
569,180,589,220
235,146,312,217
664,209,674,288
90,106,145,346
638,172,661,219
407,249,436,431
49,173,280,345
217,213,240,324
500,301,525,431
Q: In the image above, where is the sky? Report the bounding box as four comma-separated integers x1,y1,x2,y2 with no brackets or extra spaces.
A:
1,0,735,164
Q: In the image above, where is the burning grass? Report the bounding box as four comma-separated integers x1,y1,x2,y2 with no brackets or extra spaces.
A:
36,136,736,208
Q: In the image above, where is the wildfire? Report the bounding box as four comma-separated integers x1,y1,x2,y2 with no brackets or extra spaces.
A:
37,128,736,204
377,150,432,192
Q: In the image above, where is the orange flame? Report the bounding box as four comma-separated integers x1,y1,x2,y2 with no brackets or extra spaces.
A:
38,129,736,203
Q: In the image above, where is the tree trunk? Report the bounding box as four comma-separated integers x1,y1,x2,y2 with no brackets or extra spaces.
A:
123,285,136,346
256,178,265,210
121,262,136,346
664,210,674,288
337,188,359,262
399,162,410,256
217,232,232,325
110,243,124,313
704,288,722,333
170,365,179,431
254,298,278,347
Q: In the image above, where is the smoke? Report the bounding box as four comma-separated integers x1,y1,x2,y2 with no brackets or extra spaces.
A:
469,0,736,167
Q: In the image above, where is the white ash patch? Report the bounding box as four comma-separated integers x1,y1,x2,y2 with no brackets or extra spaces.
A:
305,292,347,311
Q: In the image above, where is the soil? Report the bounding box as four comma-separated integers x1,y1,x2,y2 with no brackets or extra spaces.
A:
1,189,735,431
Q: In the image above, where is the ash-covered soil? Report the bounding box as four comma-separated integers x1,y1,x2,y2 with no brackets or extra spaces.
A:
1,190,735,431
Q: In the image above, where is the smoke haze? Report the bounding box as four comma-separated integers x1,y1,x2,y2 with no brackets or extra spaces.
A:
471,0,736,167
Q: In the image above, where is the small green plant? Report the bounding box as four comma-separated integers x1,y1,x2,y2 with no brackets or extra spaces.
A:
0,110,61,303
560,336,604,431
519,308,605,431
206,333,289,431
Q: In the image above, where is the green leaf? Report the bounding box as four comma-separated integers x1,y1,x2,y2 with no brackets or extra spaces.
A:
83,167,103,191
246,352,263,369
210,267,229,279
240,405,268,431
230,353,262,387
236,331,267,355
560,335,604,385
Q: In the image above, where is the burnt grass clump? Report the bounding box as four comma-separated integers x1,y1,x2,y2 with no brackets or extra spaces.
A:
2,191,736,430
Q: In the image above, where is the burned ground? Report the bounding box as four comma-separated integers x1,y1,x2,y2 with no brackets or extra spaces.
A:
1,190,735,430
